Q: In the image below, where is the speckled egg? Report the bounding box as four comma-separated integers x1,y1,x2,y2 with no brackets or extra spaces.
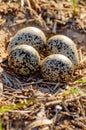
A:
8,45,40,75
46,35,79,68
7,27,46,53
40,54,74,82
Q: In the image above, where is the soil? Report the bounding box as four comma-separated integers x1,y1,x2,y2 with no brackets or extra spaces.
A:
0,0,86,130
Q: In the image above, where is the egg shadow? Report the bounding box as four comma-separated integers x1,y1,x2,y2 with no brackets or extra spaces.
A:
1,58,67,95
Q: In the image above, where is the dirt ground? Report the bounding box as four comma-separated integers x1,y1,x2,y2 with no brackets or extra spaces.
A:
0,0,86,130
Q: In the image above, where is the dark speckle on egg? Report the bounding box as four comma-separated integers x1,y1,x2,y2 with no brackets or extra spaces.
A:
8,45,40,75
40,54,74,82
46,35,79,68
7,27,46,53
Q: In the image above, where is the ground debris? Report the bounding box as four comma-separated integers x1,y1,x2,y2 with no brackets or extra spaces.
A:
0,0,86,130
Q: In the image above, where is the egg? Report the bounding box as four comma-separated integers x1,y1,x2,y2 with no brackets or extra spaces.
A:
7,27,46,53
8,45,40,75
46,35,79,68
40,54,74,82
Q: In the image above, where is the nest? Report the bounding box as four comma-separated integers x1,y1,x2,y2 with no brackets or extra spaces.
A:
0,0,86,129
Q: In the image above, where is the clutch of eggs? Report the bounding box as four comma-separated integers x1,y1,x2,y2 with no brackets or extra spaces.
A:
8,45,40,75
40,54,74,82
7,26,46,53
46,35,79,68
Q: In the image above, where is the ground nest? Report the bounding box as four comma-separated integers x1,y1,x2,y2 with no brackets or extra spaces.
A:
0,0,86,130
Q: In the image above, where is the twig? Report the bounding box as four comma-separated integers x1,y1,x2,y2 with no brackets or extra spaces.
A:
22,81,57,86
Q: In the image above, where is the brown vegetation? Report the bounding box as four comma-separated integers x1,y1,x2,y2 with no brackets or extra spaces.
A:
0,0,86,129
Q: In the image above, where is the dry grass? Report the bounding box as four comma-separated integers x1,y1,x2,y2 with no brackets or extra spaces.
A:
0,0,86,129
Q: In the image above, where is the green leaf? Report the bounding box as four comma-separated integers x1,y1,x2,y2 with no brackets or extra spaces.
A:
72,0,79,13
74,79,86,84
70,87,84,94
72,0,78,6
70,88,79,94
0,98,35,115
0,116,2,130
